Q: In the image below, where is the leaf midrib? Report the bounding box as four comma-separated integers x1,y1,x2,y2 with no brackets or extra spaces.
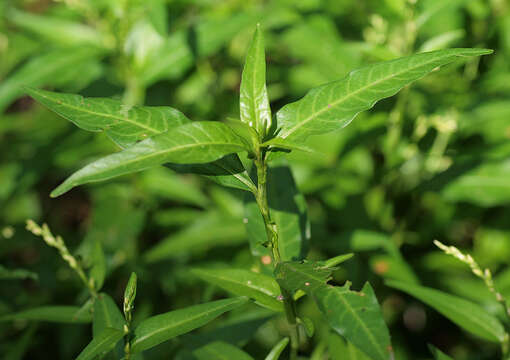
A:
280,52,457,139
132,300,242,350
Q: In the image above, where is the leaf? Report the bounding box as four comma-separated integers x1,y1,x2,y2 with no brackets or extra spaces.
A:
244,164,310,261
428,344,454,360
0,264,38,280
320,253,354,268
240,24,271,137
265,338,289,360
169,154,256,193
130,297,248,353
51,122,249,197
191,268,283,312
26,87,190,149
93,294,126,337
192,341,254,360
143,212,246,263
0,48,102,113
9,10,108,48
276,262,392,360
328,333,370,360
275,48,492,143
75,328,124,360
89,238,106,291
387,280,505,343
0,306,91,323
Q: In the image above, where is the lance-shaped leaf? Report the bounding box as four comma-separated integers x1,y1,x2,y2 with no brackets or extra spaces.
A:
276,48,492,143
0,306,91,323
387,280,505,343
93,294,126,337
130,297,248,353
428,345,454,360
244,165,310,261
265,337,289,360
26,87,190,149
191,268,283,312
51,122,249,197
276,262,392,360
240,24,271,137
75,328,125,360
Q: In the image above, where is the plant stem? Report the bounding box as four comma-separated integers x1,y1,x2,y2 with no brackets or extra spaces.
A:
253,151,299,359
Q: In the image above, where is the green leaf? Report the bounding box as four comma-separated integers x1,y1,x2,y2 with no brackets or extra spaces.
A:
276,262,392,360
89,238,106,291
0,264,38,280
0,306,91,323
387,280,505,343
244,164,309,261
26,87,190,149
0,48,102,113
329,333,370,360
275,48,492,143
240,24,271,137
191,268,283,312
93,294,126,337
264,337,289,360
123,272,138,317
428,344,454,360
143,212,246,263
51,122,249,197
130,297,248,353
9,10,109,48
321,253,354,268
75,328,124,360
192,341,254,360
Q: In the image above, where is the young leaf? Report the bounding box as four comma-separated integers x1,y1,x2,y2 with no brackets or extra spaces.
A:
191,268,283,312
123,272,137,320
428,344,454,360
26,87,190,149
93,294,126,337
276,48,492,143
387,280,505,343
276,262,392,360
89,238,106,291
130,297,248,353
192,341,254,360
244,165,310,261
0,306,91,323
75,328,124,360
265,337,289,360
240,24,271,137
51,122,249,197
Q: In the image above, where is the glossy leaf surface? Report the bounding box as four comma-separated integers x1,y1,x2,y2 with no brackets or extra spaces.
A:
27,87,190,149
131,297,248,353
276,262,392,360
240,24,271,136
276,49,492,143
51,122,249,197
191,268,283,312
387,280,505,343
75,328,124,360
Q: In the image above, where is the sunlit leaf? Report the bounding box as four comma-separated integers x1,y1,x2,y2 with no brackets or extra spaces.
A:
75,328,124,360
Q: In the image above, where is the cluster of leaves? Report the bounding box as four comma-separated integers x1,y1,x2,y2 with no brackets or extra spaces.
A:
1,0,510,360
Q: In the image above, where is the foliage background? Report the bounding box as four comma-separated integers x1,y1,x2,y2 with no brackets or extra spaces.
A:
1,0,509,359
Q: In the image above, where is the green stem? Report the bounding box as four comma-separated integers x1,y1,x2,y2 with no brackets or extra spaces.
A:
253,151,299,359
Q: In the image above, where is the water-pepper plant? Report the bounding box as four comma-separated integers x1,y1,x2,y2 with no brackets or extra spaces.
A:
5,25,495,359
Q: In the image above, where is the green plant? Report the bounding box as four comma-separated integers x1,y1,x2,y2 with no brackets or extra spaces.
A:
6,22,494,359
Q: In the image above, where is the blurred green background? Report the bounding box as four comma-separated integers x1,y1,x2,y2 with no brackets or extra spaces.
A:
1,0,510,359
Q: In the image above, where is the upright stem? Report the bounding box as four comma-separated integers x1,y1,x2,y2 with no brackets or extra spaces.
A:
253,151,299,359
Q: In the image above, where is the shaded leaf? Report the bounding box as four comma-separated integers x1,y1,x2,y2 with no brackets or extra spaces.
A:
131,297,248,353
0,306,91,323
89,238,106,291
51,122,249,197
191,268,283,312
0,264,38,280
387,280,505,343
428,344,454,360
192,341,254,360
264,338,289,360
276,49,492,143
